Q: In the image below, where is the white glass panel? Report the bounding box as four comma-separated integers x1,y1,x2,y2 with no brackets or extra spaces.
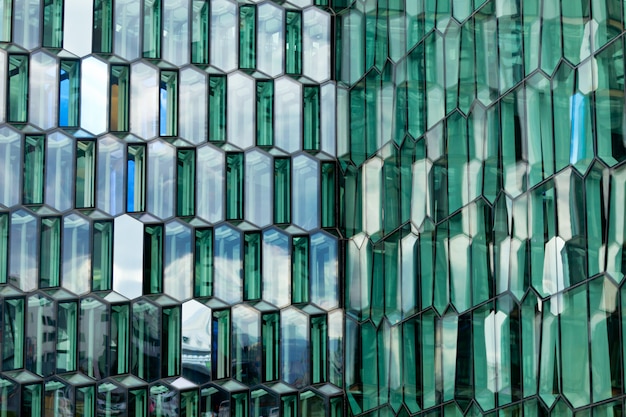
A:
63,0,93,56
164,221,193,301
114,0,141,60
244,150,271,227
45,132,74,212
274,77,302,153
197,145,224,223
257,3,284,77
130,62,159,139
303,8,330,82
210,0,237,72
147,140,175,219
163,0,189,66
112,214,143,299
179,67,207,144
29,51,58,130
80,57,108,135
227,72,254,149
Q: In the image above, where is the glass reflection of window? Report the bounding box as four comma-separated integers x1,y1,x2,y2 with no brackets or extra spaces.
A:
239,5,256,70
42,0,63,48
40,217,61,289
191,0,209,64
97,136,125,215
160,70,178,137
62,214,91,295
26,295,55,377
0,0,11,42
93,0,113,53
3,297,25,370
7,54,28,123
75,140,96,209
127,144,146,212
143,0,161,59
177,148,195,217
208,75,227,142
23,135,45,205
143,224,163,295
310,233,337,309
281,309,308,388
59,60,80,127
110,65,130,132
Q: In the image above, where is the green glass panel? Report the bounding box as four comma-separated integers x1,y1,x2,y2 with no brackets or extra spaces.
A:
132,301,160,381
143,224,163,295
143,0,161,58
421,310,437,409
273,157,290,224
160,70,178,137
7,55,28,123
286,11,302,75
310,315,326,384
40,217,61,288
406,39,425,137
474,5,498,105
129,388,148,417
80,298,107,378
303,86,320,151
561,285,590,407
239,5,256,70
92,220,113,291
321,162,336,228
23,135,44,205
162,306,180,377
561,0,590,65
0,213,6,284
290,236,308,304
177,148,195,216
256,80,274,147
226,152,243,220
59,60,81,127
497,6,522,93
56,301,76,373
23,383,42,417
540,0,562,75
212,309,230,379
444,20,460,114
75,140,96,209
127,144,146,212
110,65,130,132
194,228,213,297
0,0,11,42
244,231,261,301
261,312,279,382
93,0,113,53
42,0,63,48
525,73,554,187
191,0,210,64
208,75,227,142
111,304,129,375
585,162,606,277
26,295,55,376
349,81,366,165
402,319,420,413
77,385,95,417
500,86,526,197
3,298,24,370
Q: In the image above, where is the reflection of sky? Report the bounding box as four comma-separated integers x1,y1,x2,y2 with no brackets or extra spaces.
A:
112,215,143,299
59,70,69,126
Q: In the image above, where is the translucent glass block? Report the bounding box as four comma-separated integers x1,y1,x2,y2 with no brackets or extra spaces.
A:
3,296,25,370
93,0,113,53
214,224,242,304
143,223,163,295
9,210,38,292
7,55,28,123
210,0,237,72
257,3,283,77
42,0,63,48
261,312,279,382
29,51,58,130
160,70,178,137
179,67,207,144
143,0,162,59
162,305,181,377
22,135,44,205
80,57,108,135
303,86,320,151
239,5,256,70
177,149,195,217
194,228,213,297
256,80,274,147
0,128,20,207
110,65,130,132
286,11,302,75
45,132,74,211
127,144,146,213
92,221,113,291
232,305,260,384
262,229,290,308
162,0,189,66
274,77,302,153
59,60,81,128
245,150,272,227
293,155,319,231
40,217,61,288
191,0,209,64
274,158,290,224
0,213,7,284
112,215,144,300
26,294,55,376
75,140,95,209
208,75,227,142
13,0,40,50
114,0,141,60
164,221,192,301
97,136,125,216
227,72,255,149
62,214,91,294
212,309,231,379
0,0,11,42
196,144,224,222
281,308,308,388
130,62,159,139
226,152,243,221
310,232,338,309
292,236,309,304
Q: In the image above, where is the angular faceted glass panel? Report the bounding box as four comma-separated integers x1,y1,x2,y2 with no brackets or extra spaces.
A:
93,0,113,53
286,11,302,75
191,0,209,64
256,80,274,147
177,148,195,217
127,144,146,213
22,135,44,205
42,0,63,48
110,65,130,132
92,220,113,292
239,5,256,70
143,223,163,295
143,0,161,59
59,60,81,128
7,55,28,123
75,140,96,209
159,70,178,137
0,0,11,42
194,228,213,297
40,217,61,288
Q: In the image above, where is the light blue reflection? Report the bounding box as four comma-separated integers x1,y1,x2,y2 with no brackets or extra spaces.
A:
281,308,308,388
164,221,192,301
262,229,290,308
292,154,319,231
214,224,242,304
310,232,338,310
62,214,91,295
9,210,38,292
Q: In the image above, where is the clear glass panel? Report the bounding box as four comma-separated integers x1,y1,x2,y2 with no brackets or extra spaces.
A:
212,308,230,379
0,0,12,42
75,140,96,209
245,150,271,227
274,77,302,153
127,144,146,212
292,236,308,304
56,302,78,372
0,128,20,207
257,3,283,77
62,214,91,294
130,62,159,139
114,0,141,60
281,308,308,388
9,210,38,291
29,51,58,130
97,135,125,215
303,86,320,151
7,55,28,123
302,8,330,82
210,0,237,72
285,11,302,76
163,0,189,66
92,220,113,291
194,228,213,297
159,70,178,137
59,60,81,128
143,0,161,59
0,213,7,284
177,148,195,217
292,154,319,231
256,80,274,147
45,132,74,211
23,135,44,206
227,72,255,149
262,229,290,308
310,232,338,310
110,65,130,132
225,152,243,221
179,68,207,145
13,0,40,50
3,297,25,370
164,221,192,301
208,74,227,143
42,0,63,48
112,215,143,300
26,295,55,376
143,224,163,295
243,231,261,301
232,305,260,384
196,145,224,222
40,217,61,288
131,301,160,381
214,224,242,304
147,140,175,219
80,297,108,378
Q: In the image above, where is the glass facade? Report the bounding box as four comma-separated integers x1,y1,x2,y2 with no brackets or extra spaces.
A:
0,0,625,416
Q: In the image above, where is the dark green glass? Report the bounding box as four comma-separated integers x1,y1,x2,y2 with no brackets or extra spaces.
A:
143,0,161,58
191,0,209,64
160,70,178,137
212,309,230,379
56,300,77,373
286,11,302,75
110,65,130,132
194,228,213,297
143,224,163,295
40,217,61,288
292,236,309,304
0,213,6,284
244,231,261,301
226,152,243,220
310,315,327,384
42,0,63,48
7,55,28,123
93,0,113,53
92,220,113,291
274,158,290,224
111,304,129,375
22,135,44,205
208,75,227,142
177,148,195,216
262,312,279,382
303,86,320,151
162,306,180,377
3,297,24,370
239,5,256,70
256,80,274,147
75,140,96,209
321,162,335,228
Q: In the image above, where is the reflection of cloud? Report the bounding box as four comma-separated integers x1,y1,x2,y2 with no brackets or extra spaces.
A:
131,63,159,139
164,253,192,301
62,254,91,295
214,254,242,304
80,58,108,135
112,215,143,300
63,0,93,57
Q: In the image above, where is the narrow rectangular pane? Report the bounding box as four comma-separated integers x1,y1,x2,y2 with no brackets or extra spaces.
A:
194,228,213,297
3,298,24,370
256,80,273,146
244,232,261,301
292,236,308,303
162,306,180,377
59,60,80,127
23,135,44,205
311,315,327,383
110,65,130,132
112,304,129,374
93,0,113,53
143,224,163,294
40,217,61,288
0,0,11,42
226,152,243,220
0,212,7,284
286,11,302,75
321,162,335,227
212,309,230,379
160,70,178,136
143,0,161,58
56,301,77,373
76,140,96,209
303,86,320,151
191,0,209,64
127,145,146,212
7,55,28,123
239,5,256,69
274,158,290,224
262,312,279,382
42,0,63,48
208,75,227,142
177,148,195,216
92,220,113,291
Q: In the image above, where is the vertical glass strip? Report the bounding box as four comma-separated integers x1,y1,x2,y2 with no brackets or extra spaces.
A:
0,0,11,42
208,75,227,142
110,65,130,132
162,306,180,377
244,231,261,301
22,384,42,416
256,80,273,147
3,298,24,370
0,212,7,284
274,158,290,224
56,300,77,373
7,55,28,123
23,135,45,205
321,162,335,228
75,140,96,209
143,0,161,59
143,224,163,295
160,70,178,136
226,152,243,220
292,236,309,304
286,11,302,75
92,220,113,291
93,0,113,53
112,304,129,375
239,5,256,70
303,85,320,151
42,0,63,48
40,217,61,288
191,0,210,64
212,309,230,379
194,228,213,297
311,315,327,383
262,312,279,382
177,148,195,217
59,60,80,127
127,144,146,212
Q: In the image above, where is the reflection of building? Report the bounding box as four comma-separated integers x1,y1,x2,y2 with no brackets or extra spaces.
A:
1,0,626,416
